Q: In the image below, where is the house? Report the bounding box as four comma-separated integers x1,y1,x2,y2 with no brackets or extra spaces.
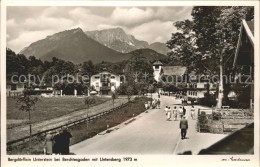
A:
152,60,163,82
186,73,217,99
6,80,25,97
233,20,254,109
90,71,122,95
160,66,188,86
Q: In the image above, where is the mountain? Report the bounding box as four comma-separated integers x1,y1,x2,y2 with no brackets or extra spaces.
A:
125,48,167,62
85,27,169,55
148,42,169,55
19,28,127,64
19,28,167,64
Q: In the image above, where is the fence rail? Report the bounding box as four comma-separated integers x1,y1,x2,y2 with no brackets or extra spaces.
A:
7,101,130,146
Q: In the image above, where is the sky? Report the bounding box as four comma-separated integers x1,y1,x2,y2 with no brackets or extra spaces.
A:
7,6,193,53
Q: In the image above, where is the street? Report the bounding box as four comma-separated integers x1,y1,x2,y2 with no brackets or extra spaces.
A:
70,95,226,154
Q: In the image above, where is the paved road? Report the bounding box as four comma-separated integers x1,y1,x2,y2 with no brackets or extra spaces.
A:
71,95,200,154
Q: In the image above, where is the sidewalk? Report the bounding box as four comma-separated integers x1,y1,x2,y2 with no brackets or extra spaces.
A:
174,104,227,154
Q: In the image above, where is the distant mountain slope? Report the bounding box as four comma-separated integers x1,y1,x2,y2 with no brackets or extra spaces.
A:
19,28,126,64
148,42,169,55
85,27,170,55
19,28,167,64
125,48,167,62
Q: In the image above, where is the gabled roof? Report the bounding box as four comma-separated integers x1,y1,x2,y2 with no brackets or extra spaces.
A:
161,66,187,76
153,60,163,65
233,20,254,67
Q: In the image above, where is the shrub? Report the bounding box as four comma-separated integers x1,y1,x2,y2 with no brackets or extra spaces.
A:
212,112,222,120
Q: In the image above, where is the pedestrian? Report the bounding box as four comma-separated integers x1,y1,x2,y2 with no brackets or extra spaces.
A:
44,131,53,155
145,102,148,110
166,107,172,121
157,99,161,109
158,93,160,98
183,105,186,116
173,106,178,121
148,101,151,109
191,105,195,120
59,126,72,155
164,106,168,115
179,106,184,119
180,115,188,140
53,129,62,154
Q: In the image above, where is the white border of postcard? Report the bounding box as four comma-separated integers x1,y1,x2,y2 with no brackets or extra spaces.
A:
1,1,260,167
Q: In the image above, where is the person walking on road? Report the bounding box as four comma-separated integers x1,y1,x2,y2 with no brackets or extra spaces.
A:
180,116,188,140
53,129,62,154
164,106,168,115
166,107,172,121
179,106,184,119
173,106,178,121
145,102,148,110
44,131,53,155
60,126,72,155
182,105,186,116
157,99,161,109
191,105,195,120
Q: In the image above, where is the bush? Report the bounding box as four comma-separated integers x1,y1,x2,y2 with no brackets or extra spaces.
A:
198,94,217,107
212,112,222,120
198,111,208,124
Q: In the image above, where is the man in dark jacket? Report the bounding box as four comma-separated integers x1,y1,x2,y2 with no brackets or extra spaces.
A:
179,116,188,140
60,127,72,155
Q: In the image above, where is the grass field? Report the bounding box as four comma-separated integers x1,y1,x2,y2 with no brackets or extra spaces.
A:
7,97,150,155
7,96,110,128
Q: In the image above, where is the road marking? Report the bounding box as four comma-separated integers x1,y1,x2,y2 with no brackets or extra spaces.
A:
173,134,181,154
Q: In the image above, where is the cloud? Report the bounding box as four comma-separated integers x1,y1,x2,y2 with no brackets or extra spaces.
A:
111,7,155,27
128,20,177,44
7,6,192,52
7,30,55,53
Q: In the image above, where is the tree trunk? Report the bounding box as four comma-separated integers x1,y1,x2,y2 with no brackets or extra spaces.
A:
217,53,224,108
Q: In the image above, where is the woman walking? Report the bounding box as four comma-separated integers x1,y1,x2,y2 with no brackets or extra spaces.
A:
44,131,53,155
166,107,172,121
179,106,184,119
173,106,178,121
191,105,196,120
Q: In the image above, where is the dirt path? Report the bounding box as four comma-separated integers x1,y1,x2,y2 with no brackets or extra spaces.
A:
7,98,129,142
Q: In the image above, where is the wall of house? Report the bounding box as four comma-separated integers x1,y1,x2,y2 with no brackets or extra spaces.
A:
91,73,121,92
91,75,101,91
187,90,205,98
153,65,162,82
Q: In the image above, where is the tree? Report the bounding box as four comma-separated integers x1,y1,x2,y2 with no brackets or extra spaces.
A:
166,20,198,71
191,6,254,108
16,88,39,154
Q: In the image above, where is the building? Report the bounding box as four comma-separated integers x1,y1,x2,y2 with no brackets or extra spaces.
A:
152,60,163,82
160,66,187,86
6,81,25,97
233,20,254,109
90,71,122,95
186,74,216,99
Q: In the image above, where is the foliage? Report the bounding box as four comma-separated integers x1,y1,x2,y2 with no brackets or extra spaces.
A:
198,111,208,125
84,96,96,108
198,93,217,107
212,112,222,120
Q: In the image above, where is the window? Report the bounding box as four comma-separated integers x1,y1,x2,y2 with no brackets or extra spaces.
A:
111,82,115,87
11,84,16,90
111,76,115,79
96,82,99,87
94,76,100,79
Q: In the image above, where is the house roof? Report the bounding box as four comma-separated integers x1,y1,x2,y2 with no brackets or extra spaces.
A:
233,20,254,67
161,66,187,76
153,60,163,66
